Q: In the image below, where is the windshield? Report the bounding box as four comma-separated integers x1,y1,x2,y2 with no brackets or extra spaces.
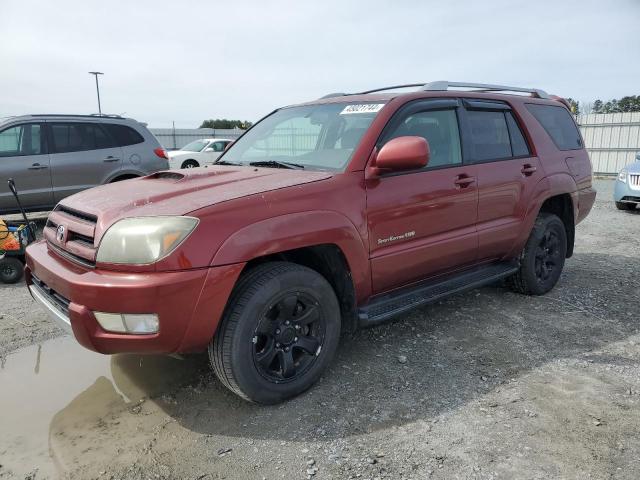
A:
180,140,208,152
219,102,386,171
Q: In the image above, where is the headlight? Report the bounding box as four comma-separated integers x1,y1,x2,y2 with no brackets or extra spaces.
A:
618,169,627,182
96,216,198,264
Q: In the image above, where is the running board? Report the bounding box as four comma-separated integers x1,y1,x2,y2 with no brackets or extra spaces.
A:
358,261,519,327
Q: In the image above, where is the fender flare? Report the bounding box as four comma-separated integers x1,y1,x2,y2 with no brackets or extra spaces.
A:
507,173,578,258
105,169,146,183
211,210,371,301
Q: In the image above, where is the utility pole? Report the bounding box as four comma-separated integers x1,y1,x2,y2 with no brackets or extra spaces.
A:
88,71,104,115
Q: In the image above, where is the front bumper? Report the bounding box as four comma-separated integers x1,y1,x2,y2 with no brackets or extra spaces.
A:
614,178,640,204
25,240,244,354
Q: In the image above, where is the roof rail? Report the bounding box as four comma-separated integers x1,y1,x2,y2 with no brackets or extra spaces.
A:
422,81,549,99
357,84,426,95
28,113,124,118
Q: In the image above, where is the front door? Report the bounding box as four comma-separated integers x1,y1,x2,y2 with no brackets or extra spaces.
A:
0,122,52,212
48,121,123,202
366,103,479,294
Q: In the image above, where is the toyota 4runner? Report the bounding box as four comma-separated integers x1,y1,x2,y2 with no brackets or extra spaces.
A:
25,81,596,404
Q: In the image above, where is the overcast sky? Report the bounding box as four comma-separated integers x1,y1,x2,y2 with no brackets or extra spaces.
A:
1,0,638,128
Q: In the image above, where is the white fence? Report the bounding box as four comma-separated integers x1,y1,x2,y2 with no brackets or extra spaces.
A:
150,127,244,150
577,112,640,175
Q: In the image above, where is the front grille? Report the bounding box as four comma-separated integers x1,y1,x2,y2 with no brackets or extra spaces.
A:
31,273,70,315
45,205,98,268
629,174,640,190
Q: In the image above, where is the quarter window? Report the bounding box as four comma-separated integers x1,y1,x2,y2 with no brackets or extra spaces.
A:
526,104,582,151
102,124,145,147
505,112,530,157
385,109,462,168
0,124,44,157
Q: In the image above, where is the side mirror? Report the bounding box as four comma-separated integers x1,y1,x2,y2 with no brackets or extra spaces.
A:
375,136,430,172
204,147,214,152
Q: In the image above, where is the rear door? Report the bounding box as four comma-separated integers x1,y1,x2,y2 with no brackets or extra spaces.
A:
49,121,123,202
366,99,479,293
0,122,52,212
460,100,541,261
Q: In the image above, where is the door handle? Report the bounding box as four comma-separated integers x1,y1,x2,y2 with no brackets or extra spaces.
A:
454,175,475,188
103,156,120,162
521,164,537,176
28,163,49,170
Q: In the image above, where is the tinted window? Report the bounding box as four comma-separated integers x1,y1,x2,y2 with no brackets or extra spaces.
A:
385,109,462,168
526,104,582,151
505,112,530,157
467,110,511,161
211,141,225,152
0,124,44,157
102,123,144,146
50,123,116,153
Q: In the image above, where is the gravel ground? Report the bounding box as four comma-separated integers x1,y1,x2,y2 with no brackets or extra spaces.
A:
1,178,640,480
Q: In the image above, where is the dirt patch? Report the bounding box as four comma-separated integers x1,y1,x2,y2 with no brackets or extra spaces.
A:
1,179,640,479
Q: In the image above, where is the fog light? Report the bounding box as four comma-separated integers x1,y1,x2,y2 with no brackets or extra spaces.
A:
94,312,159,334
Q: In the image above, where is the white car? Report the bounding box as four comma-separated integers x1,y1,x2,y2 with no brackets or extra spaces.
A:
167,138,233,169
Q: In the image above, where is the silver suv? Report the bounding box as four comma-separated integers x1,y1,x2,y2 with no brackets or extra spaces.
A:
0,114,169,214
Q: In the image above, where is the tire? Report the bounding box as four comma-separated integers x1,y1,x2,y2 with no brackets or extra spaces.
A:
181,160,199,169
508,213,567,296
0,257,24,284
209,261,341,404
616,201,636,211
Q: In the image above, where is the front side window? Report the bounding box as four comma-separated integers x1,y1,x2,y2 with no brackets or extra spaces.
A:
467,110,512,161
384,109,462,168
219,103,386,171
211,141,225,152
526,104,582,151
0,124,44,157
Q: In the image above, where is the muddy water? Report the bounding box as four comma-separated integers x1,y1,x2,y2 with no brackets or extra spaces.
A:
0,335,204,478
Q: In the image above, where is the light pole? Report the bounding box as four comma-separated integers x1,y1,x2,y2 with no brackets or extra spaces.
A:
88,71,104,115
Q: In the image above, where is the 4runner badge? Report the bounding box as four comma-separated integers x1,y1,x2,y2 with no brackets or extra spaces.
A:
377,230,415,245
56,225,66,243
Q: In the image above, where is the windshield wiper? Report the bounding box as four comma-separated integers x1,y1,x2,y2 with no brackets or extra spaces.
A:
215,160,241,166
249,160,305,170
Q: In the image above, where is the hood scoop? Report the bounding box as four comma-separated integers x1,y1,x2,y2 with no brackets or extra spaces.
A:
146,171,185,181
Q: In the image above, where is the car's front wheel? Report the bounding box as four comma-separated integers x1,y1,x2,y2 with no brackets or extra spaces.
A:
209,262,341,404
181,160,199,169
508,212,567,296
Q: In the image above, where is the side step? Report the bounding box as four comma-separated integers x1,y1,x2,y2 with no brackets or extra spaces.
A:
358,261,519,327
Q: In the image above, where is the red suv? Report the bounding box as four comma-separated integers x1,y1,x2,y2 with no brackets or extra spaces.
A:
25,81,596,404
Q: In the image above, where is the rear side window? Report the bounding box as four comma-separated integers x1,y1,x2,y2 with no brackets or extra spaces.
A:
103,123,145,146
0,123,45,157
526,104,582,151
50,123,117,153
505,112,530,157
467,110,512,161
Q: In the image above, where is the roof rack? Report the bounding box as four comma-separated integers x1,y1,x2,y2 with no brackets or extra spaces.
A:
27,113,124,118
357,84,426,95
422,81,549,99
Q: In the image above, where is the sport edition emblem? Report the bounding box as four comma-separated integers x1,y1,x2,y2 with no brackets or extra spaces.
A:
56,225,66,243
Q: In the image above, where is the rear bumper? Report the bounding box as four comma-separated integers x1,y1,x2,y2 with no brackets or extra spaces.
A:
576,186,597,224
25,240,244,354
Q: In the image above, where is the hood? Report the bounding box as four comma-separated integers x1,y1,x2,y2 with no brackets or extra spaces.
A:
59,166,333,233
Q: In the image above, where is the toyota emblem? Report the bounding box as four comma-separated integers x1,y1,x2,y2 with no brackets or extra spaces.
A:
56,225,66,243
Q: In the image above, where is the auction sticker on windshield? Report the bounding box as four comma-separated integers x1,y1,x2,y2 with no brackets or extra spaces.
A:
340,104,385,115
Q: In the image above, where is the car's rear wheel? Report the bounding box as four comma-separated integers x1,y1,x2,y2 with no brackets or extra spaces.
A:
0,257,24,284
508,213,567,296
181,160,199,169
616,201,636,211
209,262,341,404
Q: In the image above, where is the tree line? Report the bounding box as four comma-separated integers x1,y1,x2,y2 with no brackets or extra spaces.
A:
566,96,640,116
199,119,253,129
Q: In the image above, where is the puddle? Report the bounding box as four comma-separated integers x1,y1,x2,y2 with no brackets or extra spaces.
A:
0,335,205,478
